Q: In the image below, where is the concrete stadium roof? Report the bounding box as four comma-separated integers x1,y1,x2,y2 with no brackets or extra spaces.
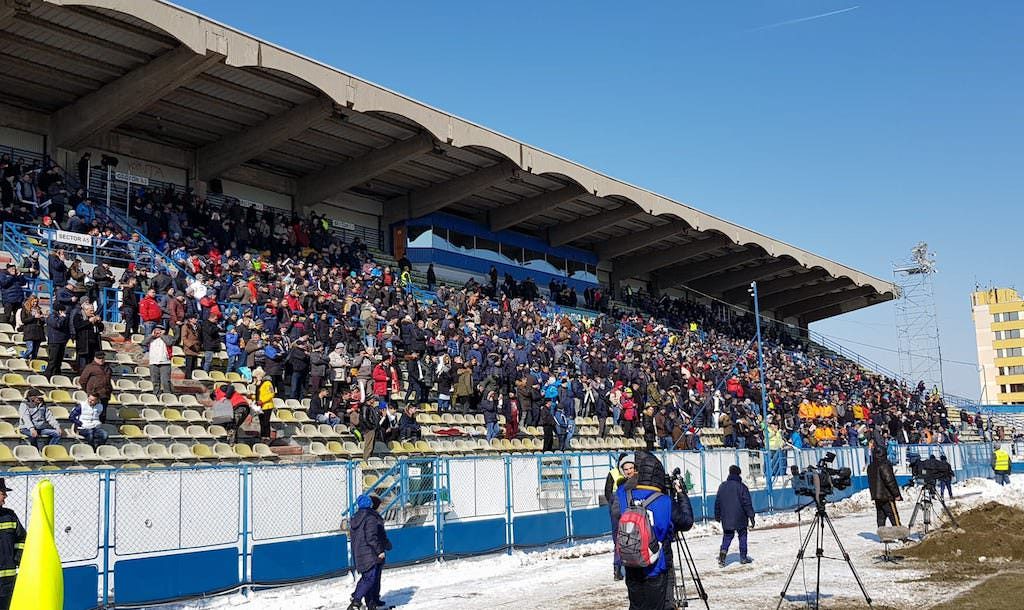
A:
0,0,896,324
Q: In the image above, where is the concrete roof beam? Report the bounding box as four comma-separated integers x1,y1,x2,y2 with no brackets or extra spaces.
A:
758,278,854,311
296,131,434,211
612,234,730,279
689,259,802,296
49,45,222,151
488,184,586,232
197,95,334,182
775,286,877,319
548,205,643,247
655,250,764,291
596,220,691,261
400,158,519,220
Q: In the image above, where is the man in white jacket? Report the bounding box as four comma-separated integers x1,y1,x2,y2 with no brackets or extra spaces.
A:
75,394,108,448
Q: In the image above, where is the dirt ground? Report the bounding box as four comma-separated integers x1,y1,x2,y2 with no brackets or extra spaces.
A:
898,502,1024,609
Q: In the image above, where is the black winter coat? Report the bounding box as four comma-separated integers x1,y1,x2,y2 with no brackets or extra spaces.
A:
714,474,755,531
867,458,901,503
46,311,70,343
350,507,391,573
199,320,222,351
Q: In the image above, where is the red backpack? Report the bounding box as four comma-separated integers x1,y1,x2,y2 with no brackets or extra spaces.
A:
616,489,662,568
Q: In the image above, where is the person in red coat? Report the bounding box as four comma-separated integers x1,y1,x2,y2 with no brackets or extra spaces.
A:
139,288,163,339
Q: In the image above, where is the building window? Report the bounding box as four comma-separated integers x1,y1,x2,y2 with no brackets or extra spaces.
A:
1009,312,1021,321
997,347,1024,358
998,365,1024,376
1003,383,1024,394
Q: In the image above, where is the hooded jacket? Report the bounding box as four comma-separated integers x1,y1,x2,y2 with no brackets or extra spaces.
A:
614,451,685,578
350,494,391,573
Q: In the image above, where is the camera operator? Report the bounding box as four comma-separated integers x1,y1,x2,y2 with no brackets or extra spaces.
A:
867,447,902,527
615,451,694,610
937,455,954,500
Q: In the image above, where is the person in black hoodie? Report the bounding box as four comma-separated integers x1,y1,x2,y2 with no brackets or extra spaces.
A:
348,493,392,610
867,447,902,527
44,307,70,378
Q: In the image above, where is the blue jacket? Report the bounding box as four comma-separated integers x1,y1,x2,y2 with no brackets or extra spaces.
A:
479,397,498,424
714,474,755,531
615,483,673,578
790,431,804,449
0,271,26,305
75,201,95,224
350,495,391,573
48,255,68,287
225,331,242,357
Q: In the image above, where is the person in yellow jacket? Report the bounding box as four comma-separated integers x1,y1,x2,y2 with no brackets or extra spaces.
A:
0,478,25,610
252,367,276,443
993,444,1011,486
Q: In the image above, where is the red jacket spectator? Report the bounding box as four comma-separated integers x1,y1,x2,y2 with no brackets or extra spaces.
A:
140,294,162,323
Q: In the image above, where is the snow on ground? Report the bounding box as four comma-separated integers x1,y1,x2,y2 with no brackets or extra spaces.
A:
168,475,1024,610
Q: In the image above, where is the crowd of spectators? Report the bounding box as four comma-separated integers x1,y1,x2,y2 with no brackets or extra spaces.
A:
0,157,992,459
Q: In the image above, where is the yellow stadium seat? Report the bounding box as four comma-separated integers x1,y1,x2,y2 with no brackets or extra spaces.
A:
0,421,20,438
42,445,74,463
190,444,216,460
2,373,27,387
0,445,17,463
119,425,147,439
233,444,256,459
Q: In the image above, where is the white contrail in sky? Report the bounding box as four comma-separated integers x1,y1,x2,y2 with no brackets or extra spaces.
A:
748,5,860,32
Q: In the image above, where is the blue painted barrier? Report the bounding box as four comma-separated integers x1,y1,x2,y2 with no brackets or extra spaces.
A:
569,507,612,539
113,548,239,605
443,518,508,555
513,512,568,547
251,535,349,584
63,566,99,610
386,526,437,566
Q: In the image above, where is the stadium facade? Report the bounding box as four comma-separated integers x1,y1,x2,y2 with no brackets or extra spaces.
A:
0,0,894,327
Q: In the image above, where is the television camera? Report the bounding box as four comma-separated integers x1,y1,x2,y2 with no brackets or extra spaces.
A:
789,451,852,504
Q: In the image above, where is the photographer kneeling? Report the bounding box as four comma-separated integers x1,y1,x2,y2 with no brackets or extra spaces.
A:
615,450,694,610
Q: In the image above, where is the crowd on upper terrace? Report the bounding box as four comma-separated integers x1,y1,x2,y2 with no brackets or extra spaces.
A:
0,152,1000,457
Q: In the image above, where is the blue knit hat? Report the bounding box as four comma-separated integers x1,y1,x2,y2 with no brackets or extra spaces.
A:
356,494,372,509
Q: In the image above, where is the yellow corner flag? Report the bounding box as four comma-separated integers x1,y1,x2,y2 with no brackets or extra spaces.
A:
11,479,62,610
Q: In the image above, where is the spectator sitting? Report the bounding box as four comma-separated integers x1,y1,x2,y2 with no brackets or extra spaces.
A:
70,394,109,449
309,386,340,426
398,404,421,441
18,388,61,449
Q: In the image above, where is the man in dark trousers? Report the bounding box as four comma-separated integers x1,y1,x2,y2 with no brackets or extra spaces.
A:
616,451,694,610
867,447,902,527
349,493,392,610
44,306,70,378
0,478,25,610
715,464,755,566
604,453,636,581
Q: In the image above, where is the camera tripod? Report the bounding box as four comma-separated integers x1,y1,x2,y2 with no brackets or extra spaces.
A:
907,481,959,535
776,500,872,610
671,532,709,609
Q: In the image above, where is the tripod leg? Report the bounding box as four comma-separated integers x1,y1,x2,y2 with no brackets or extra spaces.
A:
672,538,688,608
816,516,824,610
821,513,873,607
937,496,960,529
678,535,710,610
776,513,820,610
907,491,922,528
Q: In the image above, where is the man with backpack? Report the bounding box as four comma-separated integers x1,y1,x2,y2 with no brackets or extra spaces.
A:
615,451,694,610
714,464,755,567
605,453,636,581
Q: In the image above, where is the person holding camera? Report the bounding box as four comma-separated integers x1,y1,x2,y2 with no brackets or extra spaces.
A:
615,450,694,610
867,447,902,527
715,464,755,567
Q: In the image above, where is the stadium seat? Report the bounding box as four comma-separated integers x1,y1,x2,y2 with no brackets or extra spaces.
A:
144,425,169,439
115,379,138,391
95,445,124,462
119,425,148,439
0,445,16,464
0,422,21,439
70,444,101,463
166,424,191,439
253,443,277,460
318,424,341,439
13,445,45,463
48,390,75,405
0,388,22,403
191,370,211,382
162,409,185,423
309,442,332,458
208,425,229,439
117,393,140,406
179,394,201,407
292,410,312,424
119,408,142,422
233,444,256,459
49,406,70,420
213,443,240,460
121,443,148,462
160,393,181,407
190,444,216,460
2,373,27,387
138,393,160,406
187,425,214,440
50,375,75,389
181,409,204,423
141,408,166,422
26,374,52,388
138,380,156,393
168,443,193,461
42,445,74,463
294,424,319,439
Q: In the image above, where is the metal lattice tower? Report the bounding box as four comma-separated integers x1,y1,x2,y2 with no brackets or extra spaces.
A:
893,243,944,393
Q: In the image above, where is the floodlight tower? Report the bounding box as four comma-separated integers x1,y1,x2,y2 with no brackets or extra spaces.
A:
893,242,944,393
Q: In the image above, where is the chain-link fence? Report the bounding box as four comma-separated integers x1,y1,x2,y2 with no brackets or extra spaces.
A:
0,442,998,608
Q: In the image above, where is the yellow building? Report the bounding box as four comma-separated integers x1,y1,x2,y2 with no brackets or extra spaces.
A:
972,288,1024,404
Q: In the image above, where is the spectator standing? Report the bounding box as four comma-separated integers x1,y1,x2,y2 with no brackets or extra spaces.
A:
119,276,140,339
139,288,163,339
79,352,114,423
200,312,222,373
993,444,1011,486
252,367,276,442
180,313,201,377
71,302,103,371
144,326,174,394
15,299,43,361
348,494,391,610
18,388,62,449
0,264,26,326
715,464,755,566
867,447,902,527
43,307,70,378
937,454,955,499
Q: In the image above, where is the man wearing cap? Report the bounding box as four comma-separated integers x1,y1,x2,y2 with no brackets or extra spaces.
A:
348,493,391,610
714,464,755,567
605,452,636,581
18,389,62,449
0,477,26,610
79,352,114,423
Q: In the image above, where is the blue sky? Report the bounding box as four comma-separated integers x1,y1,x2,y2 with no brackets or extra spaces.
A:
176,0,1023,399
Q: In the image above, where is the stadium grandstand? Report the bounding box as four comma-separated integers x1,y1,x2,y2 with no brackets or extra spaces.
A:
0,2,1018,608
